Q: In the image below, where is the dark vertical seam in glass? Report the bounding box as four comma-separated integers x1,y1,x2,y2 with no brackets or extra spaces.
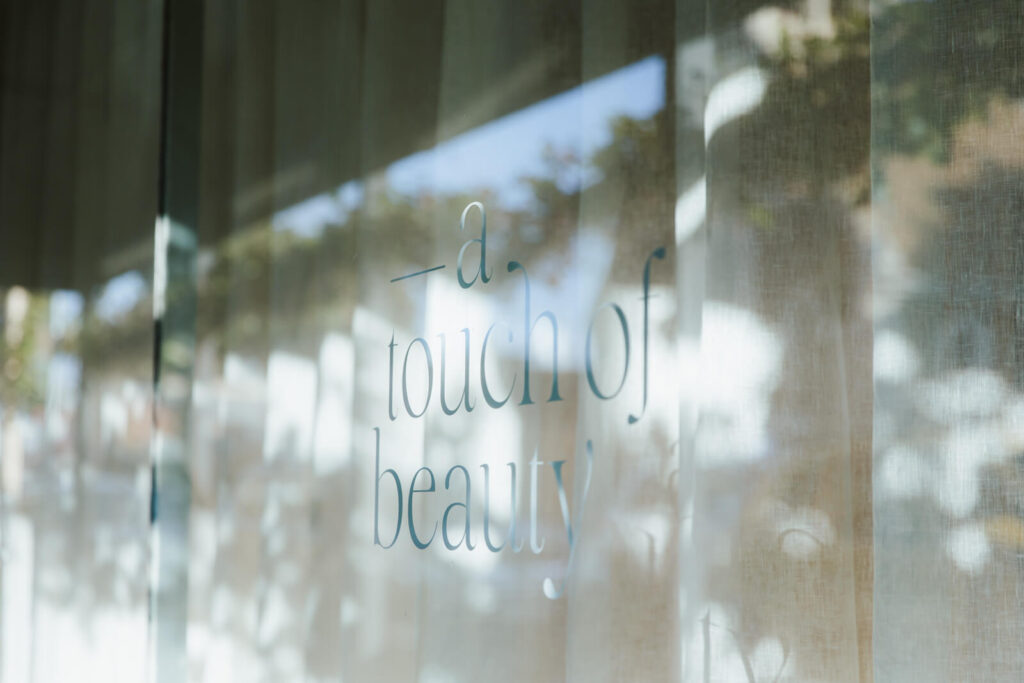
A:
150,0,171,525
149,0,203,679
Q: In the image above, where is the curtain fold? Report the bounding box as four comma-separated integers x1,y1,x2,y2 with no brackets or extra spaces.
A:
871,1,1024,679
4,1,1024,681
679,1,872,680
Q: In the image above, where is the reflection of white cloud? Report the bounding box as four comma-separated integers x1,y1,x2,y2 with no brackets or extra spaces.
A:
919,368,1008,422
264,351,317,461
100,389,129,444
339,596,361,626
223,353,266,417
33,591,147,683
879,446,930,500
500,231,615,373
948,522,991,574
936,425,1001,517
881,368,1024,517
2,515,32,683
313,333,354,473
695,303,781,466
256,585,297,653
419,231,615,376
874,330,919,383
424,274,496,352
353,304,406,414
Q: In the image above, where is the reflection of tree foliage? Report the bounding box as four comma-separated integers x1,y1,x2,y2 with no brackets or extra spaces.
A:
869,2,1024,677
914,167,1024,381
718,7,871,246
0,289,48,410
77,302,153,379
697,3,874,679
873,0,1024,162
76,90,679,365
871,0,1024,388
12,0,1024,677
870,0,1024,397
1,297,149,622
591,109,677,281
759,11,870,193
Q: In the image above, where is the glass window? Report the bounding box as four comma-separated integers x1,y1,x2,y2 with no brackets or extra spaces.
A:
2,1,1023,681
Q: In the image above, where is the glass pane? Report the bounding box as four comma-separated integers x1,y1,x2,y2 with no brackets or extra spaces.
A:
0,1,164,681
5,1,1024,681
186,1,681,680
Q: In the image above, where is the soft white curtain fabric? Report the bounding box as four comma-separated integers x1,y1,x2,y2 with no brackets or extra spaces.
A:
681,1,1024,681
678,1,872,680
869,2,1024,679
3,1,1024,682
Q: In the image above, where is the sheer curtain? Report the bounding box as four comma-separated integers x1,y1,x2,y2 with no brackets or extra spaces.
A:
870,1,1024,679
682,1,1024,680
3,1,1024,682
679,0,872,679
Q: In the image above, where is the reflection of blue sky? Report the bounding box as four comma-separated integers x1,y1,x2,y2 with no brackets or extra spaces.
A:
95,271,147,322
272,56,664,235
389,56,665,210
422,229,616,373
273,179,364,237
396,57,666,369
48,290,83,338
46,352,82,431
268,54,668,385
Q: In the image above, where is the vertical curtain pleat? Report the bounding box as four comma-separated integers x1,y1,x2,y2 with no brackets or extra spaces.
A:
7,1,1024,681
